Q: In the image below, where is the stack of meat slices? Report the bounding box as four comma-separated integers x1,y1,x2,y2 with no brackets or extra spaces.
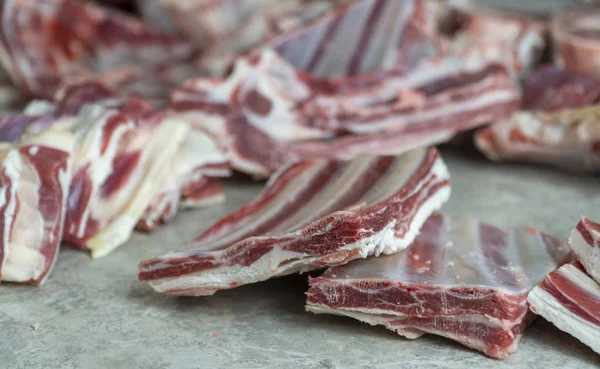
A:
0,80,230,268
306,213,572,359
528,218,600,355
168,0,524,178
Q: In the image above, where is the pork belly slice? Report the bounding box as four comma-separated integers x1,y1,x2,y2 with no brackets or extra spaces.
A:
475,67,600,172
528,262,600,355
138,147,450,296
569,218,600,284
553,4,600,76
0,129,73,285
306,213,571,359
0,0,194,99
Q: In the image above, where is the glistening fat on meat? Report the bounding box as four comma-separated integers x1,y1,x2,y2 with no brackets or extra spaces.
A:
569,217,600,284
170,50,520,177
306,213,571,359
59,104,188,258
527,262,600,355
0,129,73,285
138,147,451,296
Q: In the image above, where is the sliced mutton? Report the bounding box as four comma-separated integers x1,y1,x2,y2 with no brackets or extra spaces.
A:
527,262,600,355
0,129,73,284
59,103,188,258
569,217,600,284
170,49,519,177
0,0,195,101
475,67,600,172
307,213,572,359
138,147,451,296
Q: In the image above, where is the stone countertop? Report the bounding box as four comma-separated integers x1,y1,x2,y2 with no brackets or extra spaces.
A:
2,148,599,369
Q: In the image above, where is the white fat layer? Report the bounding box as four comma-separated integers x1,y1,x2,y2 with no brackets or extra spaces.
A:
347,88,517,134
570,223,600,284
181,192,225,209
147,157,451,295
88,118,189,258
2,153,44,282
528,286,600,355
306,304,522,358
306,304,424,339
0,149,20,280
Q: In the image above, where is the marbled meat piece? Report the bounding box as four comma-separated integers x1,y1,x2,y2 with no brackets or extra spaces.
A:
0,0,194,100
553,3,600,76
60,104,188,258
138,147,451,296
527,262,600,355
475,67,600,172
569,217,600,284
307,213,571,359
171,50,519,177
0,129,73,285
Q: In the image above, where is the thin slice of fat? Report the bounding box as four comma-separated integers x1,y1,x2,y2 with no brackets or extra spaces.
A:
87,118,189,258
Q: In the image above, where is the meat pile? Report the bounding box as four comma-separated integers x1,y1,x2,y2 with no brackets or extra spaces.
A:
0,0,598,362
528,218,600,355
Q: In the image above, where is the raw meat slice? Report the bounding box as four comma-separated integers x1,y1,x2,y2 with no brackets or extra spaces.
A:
138,147,451,296
0,129,73,285
268,0,439,76
143,0,361,76
446,8,547,76
307,213,571,359
474,108,600,172
569,217,600,284
527,262,600,355
61,104,188,258
553,3,600,76
475,67,600,172
0,0,194,99
170,51,519,177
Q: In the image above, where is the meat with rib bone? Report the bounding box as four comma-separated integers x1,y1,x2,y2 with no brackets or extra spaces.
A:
306,213,571,359
0,0,194,100
527,262,600,355
475,67,600,172
0,129,73,285
138,147,450,296
569,218,600,284
170,50,519,177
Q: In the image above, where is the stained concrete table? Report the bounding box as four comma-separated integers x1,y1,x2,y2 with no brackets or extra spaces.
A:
2,148,599,369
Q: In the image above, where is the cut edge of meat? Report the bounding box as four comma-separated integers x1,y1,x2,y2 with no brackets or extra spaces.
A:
569,217,600,284
86,117,189,258
139,148,451,296
527,263,600,355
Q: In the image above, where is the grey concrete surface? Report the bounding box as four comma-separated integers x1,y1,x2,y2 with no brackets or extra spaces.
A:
1,148,599,369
